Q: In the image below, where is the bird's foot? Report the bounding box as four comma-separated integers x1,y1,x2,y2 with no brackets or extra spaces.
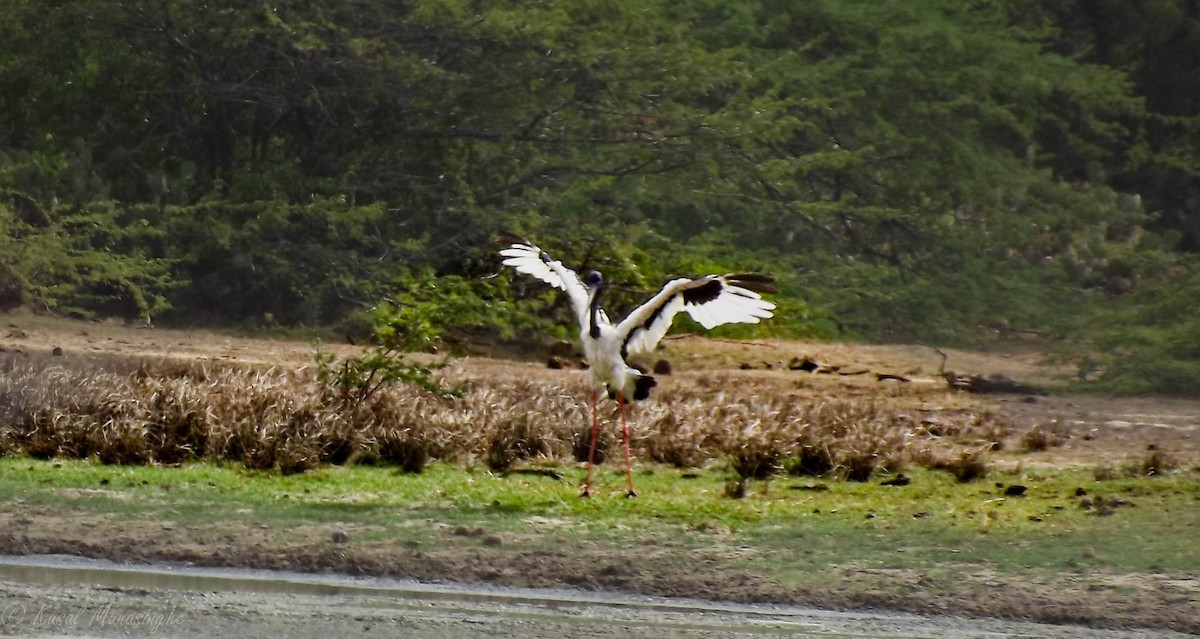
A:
579,486,592,499
625,490,637,499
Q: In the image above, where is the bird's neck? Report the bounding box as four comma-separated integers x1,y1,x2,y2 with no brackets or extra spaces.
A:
588,288,602,339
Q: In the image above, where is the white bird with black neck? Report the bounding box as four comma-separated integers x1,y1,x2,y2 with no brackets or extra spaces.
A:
500,241,777,497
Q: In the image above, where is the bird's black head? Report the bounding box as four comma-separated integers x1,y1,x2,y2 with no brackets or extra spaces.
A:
584,270,603,288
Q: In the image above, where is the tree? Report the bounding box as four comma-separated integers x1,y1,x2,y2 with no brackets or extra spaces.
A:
1024,0,1200,251
647,0,1150,339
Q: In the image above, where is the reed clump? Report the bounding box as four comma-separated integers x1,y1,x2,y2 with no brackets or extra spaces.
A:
1020,421,1069,452
0,352,1016,481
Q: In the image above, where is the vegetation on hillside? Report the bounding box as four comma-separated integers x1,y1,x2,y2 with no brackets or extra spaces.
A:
1,0,1198,394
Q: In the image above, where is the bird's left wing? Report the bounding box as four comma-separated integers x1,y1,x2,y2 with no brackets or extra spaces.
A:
499,242,592,328
617,274,777,358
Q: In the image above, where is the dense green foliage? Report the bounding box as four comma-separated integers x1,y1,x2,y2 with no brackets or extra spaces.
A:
1,0,1197,394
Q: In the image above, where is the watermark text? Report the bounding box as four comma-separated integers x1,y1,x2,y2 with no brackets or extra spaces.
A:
2,602,185,634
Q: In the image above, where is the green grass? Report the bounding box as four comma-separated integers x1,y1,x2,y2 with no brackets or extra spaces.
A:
2,457,1198,586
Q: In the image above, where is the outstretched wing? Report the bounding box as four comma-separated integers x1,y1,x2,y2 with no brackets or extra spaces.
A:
499,242,593,328
617,274,777,358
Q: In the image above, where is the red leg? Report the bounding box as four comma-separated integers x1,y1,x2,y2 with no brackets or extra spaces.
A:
618,390,636,498
582,390,600,498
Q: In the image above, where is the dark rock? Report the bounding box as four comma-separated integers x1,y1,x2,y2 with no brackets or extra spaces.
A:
880,474,911,487
788,357,821,372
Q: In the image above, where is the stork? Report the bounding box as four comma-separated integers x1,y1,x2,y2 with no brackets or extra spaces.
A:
500,241,777,497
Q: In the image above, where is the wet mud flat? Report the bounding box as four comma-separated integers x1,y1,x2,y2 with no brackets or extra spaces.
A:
0,555,1186,639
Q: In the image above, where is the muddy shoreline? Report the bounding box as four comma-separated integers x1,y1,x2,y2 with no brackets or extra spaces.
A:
1,555,1193,639
3,518,1199,635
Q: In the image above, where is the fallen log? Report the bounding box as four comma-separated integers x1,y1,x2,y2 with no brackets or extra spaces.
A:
925,344,1045,395
945,372,1045,395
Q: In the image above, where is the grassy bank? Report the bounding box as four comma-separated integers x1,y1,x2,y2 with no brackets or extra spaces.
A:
1,457,1197,631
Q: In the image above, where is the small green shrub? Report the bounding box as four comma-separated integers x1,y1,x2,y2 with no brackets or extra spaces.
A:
316,299,459,406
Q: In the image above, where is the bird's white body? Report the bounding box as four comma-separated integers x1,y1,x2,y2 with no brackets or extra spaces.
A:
500,241,777,496
582,321,642,399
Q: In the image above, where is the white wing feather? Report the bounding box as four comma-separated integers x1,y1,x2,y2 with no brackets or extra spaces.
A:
617,276,776,358
686,284,774,329
618,279,689,358
500,243,592,329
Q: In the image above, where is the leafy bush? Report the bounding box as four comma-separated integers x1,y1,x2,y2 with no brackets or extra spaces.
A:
0,197,176,321
316,299,459,406
1083,260,1200,397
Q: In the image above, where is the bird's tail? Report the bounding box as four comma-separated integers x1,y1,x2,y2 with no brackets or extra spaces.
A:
607,374,658,402
632,374,657,401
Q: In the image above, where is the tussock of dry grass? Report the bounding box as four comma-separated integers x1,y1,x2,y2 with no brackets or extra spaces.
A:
1020,421,1069,452
1128,448,1178,477
0,352,1016,480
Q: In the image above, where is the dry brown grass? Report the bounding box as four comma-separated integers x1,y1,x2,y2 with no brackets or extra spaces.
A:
1127,447,1178,477
911,447,991,482
1019,421,1070,452
0,349,1023,482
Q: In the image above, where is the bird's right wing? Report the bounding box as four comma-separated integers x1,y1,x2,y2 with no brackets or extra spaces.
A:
617,273,777,358
499,242,592,328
